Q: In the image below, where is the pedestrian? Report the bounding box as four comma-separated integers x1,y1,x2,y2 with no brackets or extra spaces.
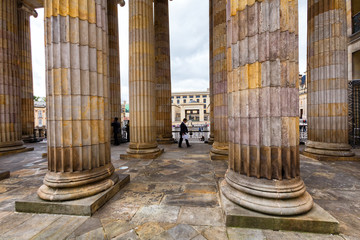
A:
111,117,120,145
126,121,130,142
179,118,191,148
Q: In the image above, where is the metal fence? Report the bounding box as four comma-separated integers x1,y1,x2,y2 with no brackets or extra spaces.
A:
172,131,210,143
349,80,360,146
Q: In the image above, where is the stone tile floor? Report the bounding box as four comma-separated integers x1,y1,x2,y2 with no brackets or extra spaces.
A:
0,142,359,240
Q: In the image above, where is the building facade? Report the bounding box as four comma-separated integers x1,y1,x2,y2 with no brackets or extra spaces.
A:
34,101,46,129
299,74,307,121
171,90,210,126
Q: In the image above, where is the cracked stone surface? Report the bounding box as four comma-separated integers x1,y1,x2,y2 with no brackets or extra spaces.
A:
0,142,359,239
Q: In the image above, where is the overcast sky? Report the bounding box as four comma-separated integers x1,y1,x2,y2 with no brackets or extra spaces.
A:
30,0,308,102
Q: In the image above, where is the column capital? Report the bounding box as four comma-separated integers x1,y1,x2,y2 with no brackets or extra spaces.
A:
18,2,38,18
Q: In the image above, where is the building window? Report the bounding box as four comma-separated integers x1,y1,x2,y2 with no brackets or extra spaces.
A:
352,1,360,34
176,96,180,99
175,113,181,121
183,99,186,103
190,99,193,102
38,110,42,118
189,95,194,98
183,96,187,98
197,99,200,103
204,104,206,108
177,100,180,104
171,100,173,103
203,95,207,98
196,95,200,98
39,119,43,127
204,116,209,121
203,99,206,103
204,110,206,114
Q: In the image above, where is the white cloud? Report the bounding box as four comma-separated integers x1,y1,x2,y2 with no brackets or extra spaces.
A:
30,2,308,101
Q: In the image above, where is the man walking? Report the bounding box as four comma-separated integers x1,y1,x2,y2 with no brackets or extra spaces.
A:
111,117,121,146
179,118,191,148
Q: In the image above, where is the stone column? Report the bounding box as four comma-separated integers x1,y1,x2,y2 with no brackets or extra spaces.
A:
155,0,173,144
108,0,121,122
0,0,26,153
18,6,36,141
38,0,118,201
122,0,163,159
221,0,313,215
210,0,228,160
208,0,214,145
304,0,354,158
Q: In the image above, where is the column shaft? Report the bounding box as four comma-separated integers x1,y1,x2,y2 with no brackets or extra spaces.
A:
221,0,313,216
0,0,25,152
124,0,162,159
210,0,228,159
155,0,173,144
208,0,215,144
38,0,118,201
304,0,354,157
18,10,35,140
108,0,121,121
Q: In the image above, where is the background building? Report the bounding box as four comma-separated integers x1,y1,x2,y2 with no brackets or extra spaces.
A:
34,101,46,128
171,90,210,127
299,74,307,121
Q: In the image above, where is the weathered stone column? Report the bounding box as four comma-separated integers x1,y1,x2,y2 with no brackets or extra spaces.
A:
18,6,36,141
108,0,121,121
208,0,215,145
38,0,118,201
155,0,173,144
210,0,228,160
0,0,26,153
122,0,163,159
221,0,313,215
304,0,354,158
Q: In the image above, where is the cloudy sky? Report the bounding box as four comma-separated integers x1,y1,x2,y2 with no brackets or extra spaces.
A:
30,0,308,102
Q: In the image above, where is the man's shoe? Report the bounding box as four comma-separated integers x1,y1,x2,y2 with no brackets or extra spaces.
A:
187,145,191,148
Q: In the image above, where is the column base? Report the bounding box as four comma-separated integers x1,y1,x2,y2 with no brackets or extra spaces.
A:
304,140,356,159
221,170,314,216
38,172,119,201
22,135,38,143
121,147,164,160
219,181,339,234
157,137,175,145
0,144,34,157
208,137,214,145
210,142,228,160
16,173,130,216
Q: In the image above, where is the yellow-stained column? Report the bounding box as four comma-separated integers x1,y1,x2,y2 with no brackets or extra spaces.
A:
304,0,354,158
122,0,163,159
38,0,118,201
208,0,215,145
0,0,26,153
155,0,174,144
210,0,228,159
221,0,313,215
108,0,121,122
18,5,36,141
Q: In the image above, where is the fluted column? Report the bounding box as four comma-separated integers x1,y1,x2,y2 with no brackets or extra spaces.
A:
18,7,35,141
210,0,228,160
304,0,354,157
123,0,163,159
208,0,214,145
155,0,173,144
108,0,121,121
221,0,313,215
0,0,26,153
38,0,118,201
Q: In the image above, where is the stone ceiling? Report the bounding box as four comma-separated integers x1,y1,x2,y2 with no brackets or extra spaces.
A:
23,0,44,9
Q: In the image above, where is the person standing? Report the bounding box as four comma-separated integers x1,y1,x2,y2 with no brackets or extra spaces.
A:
111,117,120,145
179,118,191,148
125,121,130,142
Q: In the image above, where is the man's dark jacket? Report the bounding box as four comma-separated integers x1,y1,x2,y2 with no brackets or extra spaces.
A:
180,122,188,135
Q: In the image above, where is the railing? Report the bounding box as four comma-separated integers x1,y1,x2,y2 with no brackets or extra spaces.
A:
353,12,360,34
172,131,210,143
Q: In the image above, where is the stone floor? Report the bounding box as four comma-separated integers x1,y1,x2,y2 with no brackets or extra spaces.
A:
0,142,359,240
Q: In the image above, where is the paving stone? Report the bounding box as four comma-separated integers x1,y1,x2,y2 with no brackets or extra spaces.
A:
184,184,217,194
177,207,224,227
75,227,107,240
113,229,140,240
131,205,180,225
191,234,207,240
101,219,135,239
167,224,199,240
202,227,228,240
134,222,166,240
227,228,266,240
149,231,175,240
67,217,103,239
1,214,60,239
31,216,88,240
161,193,218,207
0,212,34,235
